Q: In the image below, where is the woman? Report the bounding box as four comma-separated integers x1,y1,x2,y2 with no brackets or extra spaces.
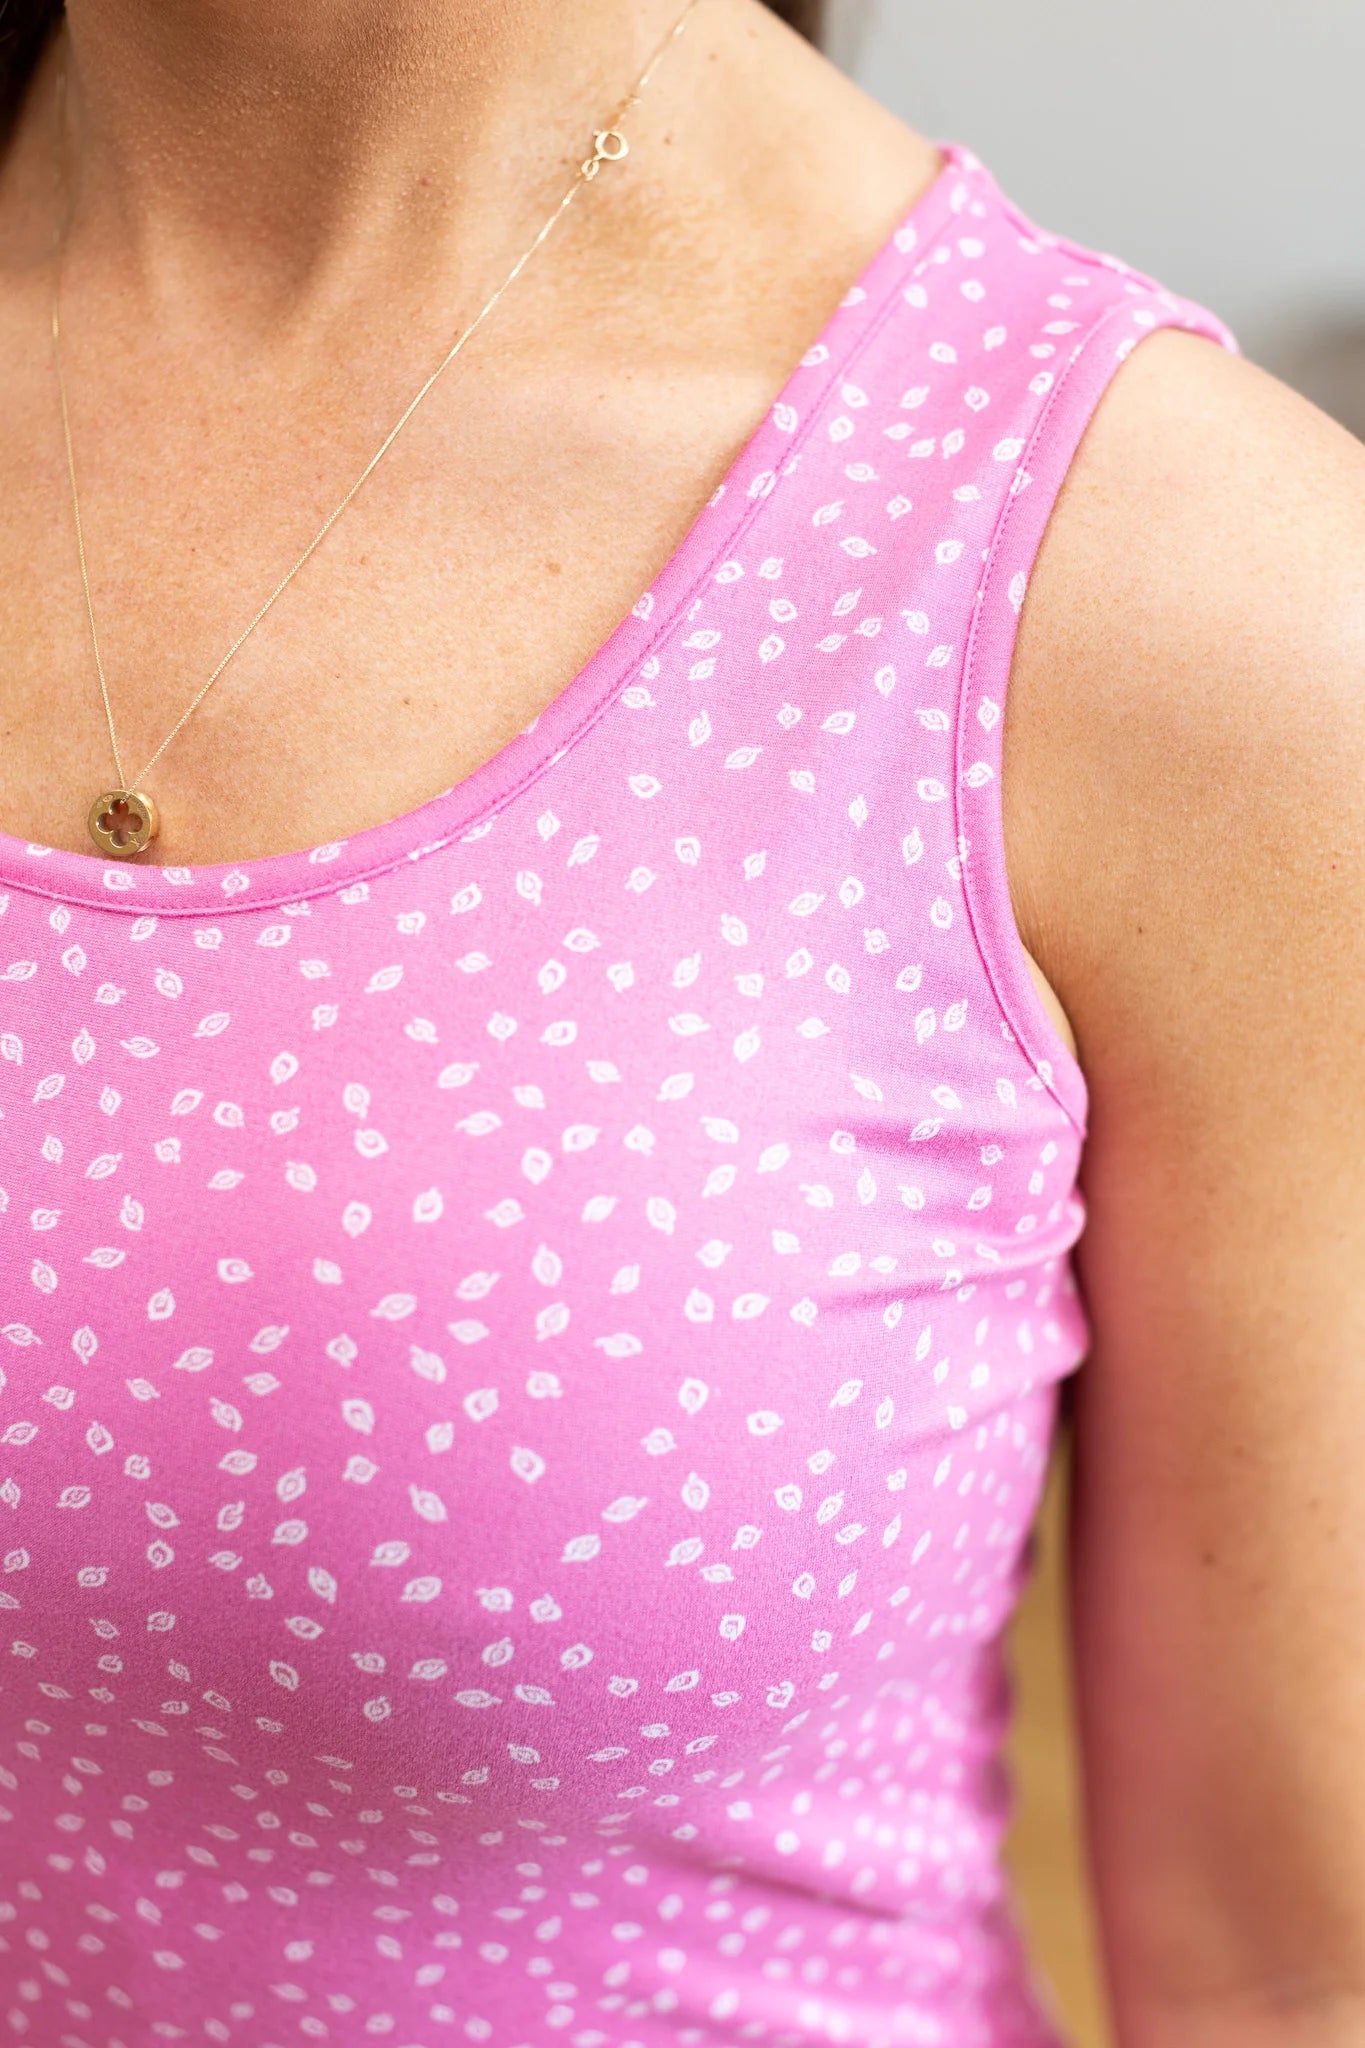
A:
0,1,1361,2042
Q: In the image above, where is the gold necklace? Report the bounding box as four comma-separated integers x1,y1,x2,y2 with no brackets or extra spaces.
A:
50,1,701,860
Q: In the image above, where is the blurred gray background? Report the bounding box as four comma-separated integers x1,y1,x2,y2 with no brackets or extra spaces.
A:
830,0,1365,437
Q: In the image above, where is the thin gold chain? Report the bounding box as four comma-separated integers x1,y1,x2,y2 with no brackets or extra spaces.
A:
50,0,702,799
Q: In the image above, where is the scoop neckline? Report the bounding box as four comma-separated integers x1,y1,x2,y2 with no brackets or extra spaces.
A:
0,140,973,917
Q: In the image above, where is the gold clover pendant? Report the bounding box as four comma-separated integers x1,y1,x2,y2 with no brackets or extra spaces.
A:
88,789,159,858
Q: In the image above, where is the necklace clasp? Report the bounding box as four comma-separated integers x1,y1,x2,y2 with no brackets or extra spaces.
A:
582,128,630,180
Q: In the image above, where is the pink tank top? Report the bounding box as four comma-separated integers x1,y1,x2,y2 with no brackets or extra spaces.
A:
1,142,1236,2048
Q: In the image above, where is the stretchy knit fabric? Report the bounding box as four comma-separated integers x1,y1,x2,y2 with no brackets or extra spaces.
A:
0,142,1236,2048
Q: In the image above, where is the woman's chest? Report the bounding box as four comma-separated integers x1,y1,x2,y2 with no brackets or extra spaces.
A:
0,736,1084,1812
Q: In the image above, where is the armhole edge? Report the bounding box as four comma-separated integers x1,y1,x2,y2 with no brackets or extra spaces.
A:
952,289,1240,1144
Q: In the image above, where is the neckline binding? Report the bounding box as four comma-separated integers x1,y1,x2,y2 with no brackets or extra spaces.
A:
0,141,974,917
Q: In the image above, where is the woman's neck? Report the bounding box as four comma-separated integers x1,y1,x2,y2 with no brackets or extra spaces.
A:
46,0,680,331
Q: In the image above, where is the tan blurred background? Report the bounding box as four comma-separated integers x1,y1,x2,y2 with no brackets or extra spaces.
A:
818,11,1365,2040
1000,1411,1110,2047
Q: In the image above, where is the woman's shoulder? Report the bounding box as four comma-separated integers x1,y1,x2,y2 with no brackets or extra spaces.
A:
1002,317,1365,1076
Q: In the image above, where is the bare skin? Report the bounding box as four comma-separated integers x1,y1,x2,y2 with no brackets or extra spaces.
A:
3,1,1365,2036
0,1,1078,1055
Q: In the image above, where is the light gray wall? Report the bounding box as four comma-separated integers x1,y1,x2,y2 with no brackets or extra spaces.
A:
839,0,1365,409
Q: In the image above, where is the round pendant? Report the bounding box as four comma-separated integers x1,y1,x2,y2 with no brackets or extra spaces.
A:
88,789,159,859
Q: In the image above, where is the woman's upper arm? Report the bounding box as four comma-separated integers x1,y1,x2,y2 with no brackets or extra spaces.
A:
1005,327,1365,2039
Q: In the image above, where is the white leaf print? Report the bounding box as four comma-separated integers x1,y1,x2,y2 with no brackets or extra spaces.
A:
601,1496,647,1523
83,1247,125,1270
409,1347,447,1384
269,1663,299,1691
593,1333,643,1358
680,1467,712,1511
666,1536,704,1569
560,1534,601,1564
455,1690,500,1709
509,1448,545,1486
194,1012,231,1038
354,1128,389,1158
167,1343,210,1376
343,1455,378,1484
308,1568,338,1604
409,1485,448,1523
276,1469,306,1505
724,746,762,771
463,1388,498,1423
342,1400,375,1435
369,1542,411,1568
409,1659,447,1682
412,1188,443,1224
120,1037,159,1059
147,1289,175,1321
370,1294,416,1321
401,1577,442,1603
448,1318,491,1351
285,1616,323,1641
732,1294,770,1321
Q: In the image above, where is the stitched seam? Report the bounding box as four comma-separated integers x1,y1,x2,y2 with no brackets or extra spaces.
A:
4,169,968,920
951,291,1181,1141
